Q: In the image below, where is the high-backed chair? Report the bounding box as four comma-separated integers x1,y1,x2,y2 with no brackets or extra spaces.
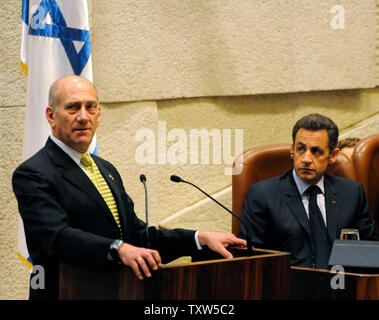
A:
352,134,379,232
231,143,357,234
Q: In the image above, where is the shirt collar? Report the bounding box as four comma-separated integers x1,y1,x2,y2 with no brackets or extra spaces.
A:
50,135,88,165
292,169,325,196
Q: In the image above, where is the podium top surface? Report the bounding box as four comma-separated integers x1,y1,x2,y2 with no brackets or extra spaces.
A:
159,247,290,269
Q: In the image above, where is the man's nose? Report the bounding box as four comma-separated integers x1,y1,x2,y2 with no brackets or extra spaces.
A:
302,150,312,163
76,106,89,122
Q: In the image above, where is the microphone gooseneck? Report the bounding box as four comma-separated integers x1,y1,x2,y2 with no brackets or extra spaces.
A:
170,175,254,255
140,174,151,248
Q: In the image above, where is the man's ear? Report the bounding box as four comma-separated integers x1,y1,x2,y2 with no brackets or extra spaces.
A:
328,148,340,164
46,106,55,129
290,145,295,159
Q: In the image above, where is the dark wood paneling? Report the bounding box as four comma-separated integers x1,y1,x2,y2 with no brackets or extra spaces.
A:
59,248,291,300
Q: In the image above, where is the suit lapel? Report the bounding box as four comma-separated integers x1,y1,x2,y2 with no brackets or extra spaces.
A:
45,138,120,229
282,171,340,244
282,172,312,237
324,174,339,243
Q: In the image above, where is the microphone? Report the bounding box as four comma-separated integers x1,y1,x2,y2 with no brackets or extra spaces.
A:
140,174,151,248
170,175,254,255
140,174,146,183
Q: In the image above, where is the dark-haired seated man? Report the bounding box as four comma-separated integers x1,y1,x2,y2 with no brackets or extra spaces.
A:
239,113,378,269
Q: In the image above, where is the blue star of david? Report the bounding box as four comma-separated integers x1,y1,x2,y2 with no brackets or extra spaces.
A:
28,0,91,75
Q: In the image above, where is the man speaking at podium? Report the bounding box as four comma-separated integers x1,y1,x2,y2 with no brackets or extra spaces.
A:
239,113,378,270
12,76,246,300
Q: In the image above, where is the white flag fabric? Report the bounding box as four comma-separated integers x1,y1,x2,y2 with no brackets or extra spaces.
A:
18,0,95,268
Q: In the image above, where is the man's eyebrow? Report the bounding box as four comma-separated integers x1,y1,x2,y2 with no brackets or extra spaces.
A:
296,142,326,151
64,100,98,106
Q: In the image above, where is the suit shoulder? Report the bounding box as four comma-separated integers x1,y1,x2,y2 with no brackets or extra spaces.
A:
13,147,49,173
247,172,283,192
325,174,363,191
12,148,54,191
326,173,360,186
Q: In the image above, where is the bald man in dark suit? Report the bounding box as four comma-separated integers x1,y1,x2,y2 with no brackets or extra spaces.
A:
13,76,245,299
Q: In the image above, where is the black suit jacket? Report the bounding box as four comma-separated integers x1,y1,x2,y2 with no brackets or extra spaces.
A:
12,138,198,299
238,170,378,268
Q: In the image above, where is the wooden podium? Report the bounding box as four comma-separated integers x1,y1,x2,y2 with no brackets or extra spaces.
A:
59,248,291,300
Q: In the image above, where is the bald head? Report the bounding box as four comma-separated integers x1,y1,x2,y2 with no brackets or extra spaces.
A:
45,75,101,153
48,76,98,109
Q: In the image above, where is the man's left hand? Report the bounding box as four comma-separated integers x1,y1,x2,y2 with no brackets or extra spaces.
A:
197,231,247,259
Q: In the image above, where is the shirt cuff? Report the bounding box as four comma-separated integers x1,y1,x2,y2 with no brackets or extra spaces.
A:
194,231,203,250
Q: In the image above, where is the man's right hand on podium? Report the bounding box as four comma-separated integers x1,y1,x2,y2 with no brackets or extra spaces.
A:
117,243,162,280
117,231,247,281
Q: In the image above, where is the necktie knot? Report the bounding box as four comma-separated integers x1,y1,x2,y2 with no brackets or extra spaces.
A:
80,153,93,168
307,185,320,198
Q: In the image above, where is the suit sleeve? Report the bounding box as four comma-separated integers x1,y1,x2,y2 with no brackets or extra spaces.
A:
354,183,379,241
12,166,113,271
238,183,271,248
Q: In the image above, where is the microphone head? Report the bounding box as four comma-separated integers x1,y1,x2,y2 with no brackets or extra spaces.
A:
140,174,146,183
170,175,182,183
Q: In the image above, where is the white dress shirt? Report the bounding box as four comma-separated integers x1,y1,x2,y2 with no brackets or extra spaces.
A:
50,134,88,174
292,169,327,226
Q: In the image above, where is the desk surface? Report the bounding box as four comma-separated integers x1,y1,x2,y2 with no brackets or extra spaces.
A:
291,266,379,300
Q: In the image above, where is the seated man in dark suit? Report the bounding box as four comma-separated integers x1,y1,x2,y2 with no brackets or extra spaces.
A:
239,113,378,269
12,75,246,300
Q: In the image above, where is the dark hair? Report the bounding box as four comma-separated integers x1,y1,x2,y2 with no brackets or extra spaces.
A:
337,137,360,149
292,113,339,151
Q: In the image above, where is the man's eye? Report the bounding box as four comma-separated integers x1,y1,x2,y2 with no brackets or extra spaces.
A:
311,148,323,155
87,104,97,112
66,105,77,112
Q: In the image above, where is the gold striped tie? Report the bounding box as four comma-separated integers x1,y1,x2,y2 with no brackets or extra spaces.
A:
80,153,121,231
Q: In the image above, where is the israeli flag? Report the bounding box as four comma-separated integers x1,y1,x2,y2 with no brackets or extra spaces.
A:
19,0,95,268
